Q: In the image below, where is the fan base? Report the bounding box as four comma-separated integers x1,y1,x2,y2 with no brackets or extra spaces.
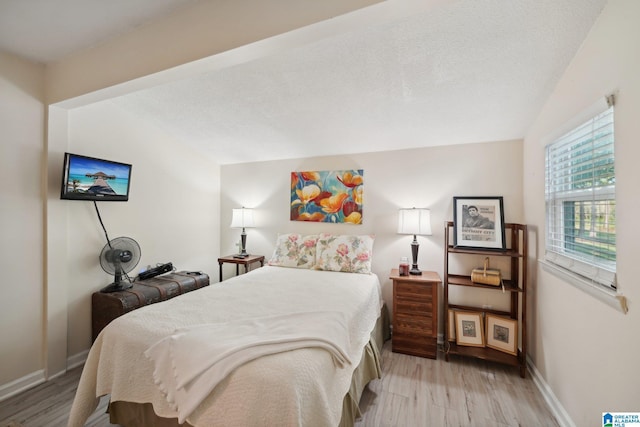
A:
100,281,133,293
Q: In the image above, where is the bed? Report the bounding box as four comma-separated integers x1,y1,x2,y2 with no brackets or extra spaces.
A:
69,233,387,427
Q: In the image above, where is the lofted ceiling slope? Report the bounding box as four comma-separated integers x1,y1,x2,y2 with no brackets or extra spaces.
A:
0,0,608,164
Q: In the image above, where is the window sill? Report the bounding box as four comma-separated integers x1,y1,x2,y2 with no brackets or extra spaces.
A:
539,259,628,314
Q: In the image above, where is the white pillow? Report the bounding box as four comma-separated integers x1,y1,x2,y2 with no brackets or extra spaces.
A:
267,233,319,269
314,233,375,274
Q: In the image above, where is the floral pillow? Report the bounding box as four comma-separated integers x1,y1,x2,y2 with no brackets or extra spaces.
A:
314,233,375,274
268,233,318,269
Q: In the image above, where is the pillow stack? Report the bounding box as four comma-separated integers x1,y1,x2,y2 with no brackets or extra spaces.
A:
268,233,375,274
268,234,319,269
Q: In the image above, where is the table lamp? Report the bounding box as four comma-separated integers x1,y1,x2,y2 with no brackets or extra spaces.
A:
230,207,255,258
397,208,432,275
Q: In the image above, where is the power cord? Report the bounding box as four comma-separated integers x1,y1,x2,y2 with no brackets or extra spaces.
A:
94,201,112,249
94,201,132,285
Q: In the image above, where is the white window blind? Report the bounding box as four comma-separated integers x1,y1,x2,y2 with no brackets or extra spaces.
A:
545,106,616,289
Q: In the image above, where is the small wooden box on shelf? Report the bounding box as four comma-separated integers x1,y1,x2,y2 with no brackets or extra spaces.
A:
443,221,528,378
390,269,441,359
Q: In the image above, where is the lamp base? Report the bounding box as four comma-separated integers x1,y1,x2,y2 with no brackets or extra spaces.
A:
409,236,422,275
234,230,250,259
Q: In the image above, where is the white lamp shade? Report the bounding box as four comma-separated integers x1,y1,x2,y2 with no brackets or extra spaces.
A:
397,208,432,235
230,208,255,228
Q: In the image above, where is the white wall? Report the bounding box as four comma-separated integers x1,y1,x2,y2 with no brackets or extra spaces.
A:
62,101,221,356
220,140,524,329
523,1,640,425
0,58,223,396
0,51,45,389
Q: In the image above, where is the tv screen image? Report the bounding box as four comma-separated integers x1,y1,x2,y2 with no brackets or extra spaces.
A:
61,153,132,201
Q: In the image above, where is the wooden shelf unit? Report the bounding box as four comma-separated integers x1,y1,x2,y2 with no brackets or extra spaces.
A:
443,221,527,378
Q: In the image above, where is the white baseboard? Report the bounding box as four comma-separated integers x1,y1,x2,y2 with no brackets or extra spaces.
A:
0,369,45,402
0,350,89,402
527,355,576,427
67,349,89,370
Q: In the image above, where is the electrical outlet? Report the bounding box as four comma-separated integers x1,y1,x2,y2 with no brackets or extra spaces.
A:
482,304,493,309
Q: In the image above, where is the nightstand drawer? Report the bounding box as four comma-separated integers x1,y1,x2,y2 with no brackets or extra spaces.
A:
394,296,434,315
394,313,434,336
394,281,433,298
392,336,437,359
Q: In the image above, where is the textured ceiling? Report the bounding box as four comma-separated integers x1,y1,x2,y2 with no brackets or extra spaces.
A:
109,0,608,164
0,0,608,165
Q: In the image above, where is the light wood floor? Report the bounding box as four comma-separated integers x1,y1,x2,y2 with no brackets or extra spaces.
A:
1,341,558,427
356,343,559,427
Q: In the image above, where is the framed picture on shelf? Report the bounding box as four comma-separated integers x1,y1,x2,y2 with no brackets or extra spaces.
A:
486,314,518,355
453,196,506,250
454,311,484,347
448,309,456,341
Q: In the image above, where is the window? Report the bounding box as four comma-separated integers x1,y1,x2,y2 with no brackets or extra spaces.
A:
544,105,616,290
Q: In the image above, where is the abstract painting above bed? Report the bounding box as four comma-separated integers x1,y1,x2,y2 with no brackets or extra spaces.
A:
290,170,363,224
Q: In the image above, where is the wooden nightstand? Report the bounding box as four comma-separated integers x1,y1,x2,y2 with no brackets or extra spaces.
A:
390,269,441,359
218,254,265,282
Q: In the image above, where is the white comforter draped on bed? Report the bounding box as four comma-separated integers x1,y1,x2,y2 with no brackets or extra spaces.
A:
145,311,353,423
68,266,382,427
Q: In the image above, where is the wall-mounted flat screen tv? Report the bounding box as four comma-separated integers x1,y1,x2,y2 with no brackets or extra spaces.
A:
60,152,132,201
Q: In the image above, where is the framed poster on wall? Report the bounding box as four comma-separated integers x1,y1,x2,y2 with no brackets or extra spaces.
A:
453,196,506,250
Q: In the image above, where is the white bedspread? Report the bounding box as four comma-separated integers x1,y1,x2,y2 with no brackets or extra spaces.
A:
68,266,382,427
145,311,352,423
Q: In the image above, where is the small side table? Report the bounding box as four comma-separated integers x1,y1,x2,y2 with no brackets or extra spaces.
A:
218,254,265,282
390,269,441,359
